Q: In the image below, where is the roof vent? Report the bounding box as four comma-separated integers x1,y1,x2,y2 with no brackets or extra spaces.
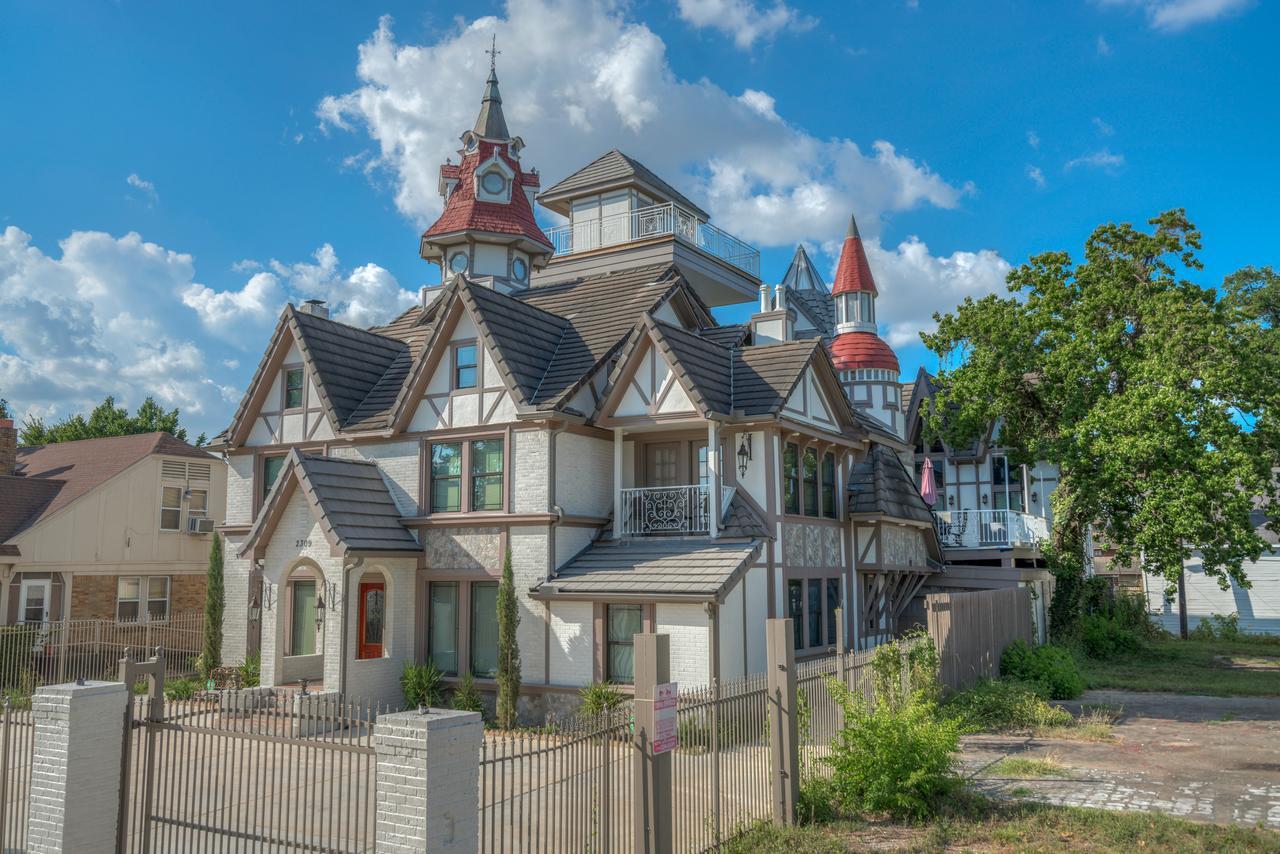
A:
300,299,329,319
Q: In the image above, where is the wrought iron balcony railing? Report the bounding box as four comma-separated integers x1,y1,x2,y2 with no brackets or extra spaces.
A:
933,509,1049,550
618,484,716,536
545,202,760,278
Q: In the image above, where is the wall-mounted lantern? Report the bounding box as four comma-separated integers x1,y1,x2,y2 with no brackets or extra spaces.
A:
315,595,326,630
736,434,753,478
248,596,261,624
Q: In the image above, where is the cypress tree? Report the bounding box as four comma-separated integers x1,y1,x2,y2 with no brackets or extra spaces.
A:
202,534,224,678
495,547,521,729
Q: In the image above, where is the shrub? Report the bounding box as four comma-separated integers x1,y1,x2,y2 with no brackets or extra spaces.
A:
870,628,942,709
944,679,1072,733
1000,641,1084,700
450,673,486,716
401,661,445,709
796,776,839,825
1190,611,1242,641
578,681,626,718
1079,614,1142,660
237,652,261,688
823,677,960,819
164,677,199,701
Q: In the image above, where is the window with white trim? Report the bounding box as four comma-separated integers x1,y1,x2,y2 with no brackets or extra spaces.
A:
117,576,170,623
160,486,182,531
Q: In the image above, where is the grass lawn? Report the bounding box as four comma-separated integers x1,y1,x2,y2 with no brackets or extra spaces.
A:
725,796,1280,853
1076,635,1280,697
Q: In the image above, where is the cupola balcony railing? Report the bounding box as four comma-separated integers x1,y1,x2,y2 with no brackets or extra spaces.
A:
933,509,1049,550
546,202,761,278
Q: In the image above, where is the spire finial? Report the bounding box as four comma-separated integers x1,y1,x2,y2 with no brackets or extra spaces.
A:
846,213,861,240
486,33,501,72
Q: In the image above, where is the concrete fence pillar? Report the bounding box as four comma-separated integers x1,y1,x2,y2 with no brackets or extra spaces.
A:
766,618,799,825
26,681,128,854
373,707,482,853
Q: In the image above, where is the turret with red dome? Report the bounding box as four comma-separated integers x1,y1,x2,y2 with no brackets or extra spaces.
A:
829,213,903,436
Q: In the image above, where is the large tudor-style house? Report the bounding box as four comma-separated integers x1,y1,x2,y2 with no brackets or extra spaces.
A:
211,64,946,715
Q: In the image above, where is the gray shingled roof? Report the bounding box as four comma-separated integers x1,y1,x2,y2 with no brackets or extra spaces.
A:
463,282,568,404
292,309,409,426
699,324,749,349
780,244,829,293
720,490,771,539
650,320,734,415
848,443,934,525
537,150,709,220
241,450,419,556
473,67,510,140
731,340,822,417
788,289,834,341
538,539,760,600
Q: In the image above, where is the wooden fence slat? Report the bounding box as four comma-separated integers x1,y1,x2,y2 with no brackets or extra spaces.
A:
926,587,1034,692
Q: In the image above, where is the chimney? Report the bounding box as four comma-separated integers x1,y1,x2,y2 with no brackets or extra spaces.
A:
758,283,771,313
299,299,329,319
0,419,16,477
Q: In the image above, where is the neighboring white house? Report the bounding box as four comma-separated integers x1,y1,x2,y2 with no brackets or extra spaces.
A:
210,64,942,718
0,425,225,624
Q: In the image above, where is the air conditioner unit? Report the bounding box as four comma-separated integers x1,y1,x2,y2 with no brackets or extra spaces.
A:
187,516,216,535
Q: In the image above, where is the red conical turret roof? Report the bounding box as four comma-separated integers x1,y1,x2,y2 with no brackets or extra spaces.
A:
830,332,899,372
831,214,877,296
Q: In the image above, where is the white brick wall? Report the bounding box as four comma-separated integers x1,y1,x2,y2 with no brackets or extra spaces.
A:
656,603,710,689
226,452,255,526
329,442,421,516
221,532,252,666
549,601,594,686
508,526,549,683
344,558,417,706
512,430,548,513
374,709,482,853
554,525,596,571
27,681,128,854
554,433,612,516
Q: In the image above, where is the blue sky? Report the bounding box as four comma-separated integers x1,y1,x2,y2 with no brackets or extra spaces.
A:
2,0,1276,437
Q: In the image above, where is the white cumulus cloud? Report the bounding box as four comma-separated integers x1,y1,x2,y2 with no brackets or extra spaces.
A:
1097,0,1253,32
674,0,816,48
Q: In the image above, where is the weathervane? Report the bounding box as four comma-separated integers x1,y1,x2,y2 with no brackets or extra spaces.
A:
486,34,501,71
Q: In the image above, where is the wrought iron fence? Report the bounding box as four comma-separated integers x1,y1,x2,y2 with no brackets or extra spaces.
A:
0,613,203,694
545,202,761,278
479,708,635,853
118,682,387,852
672,674,773,852
0,698,34,851
619,484,710,536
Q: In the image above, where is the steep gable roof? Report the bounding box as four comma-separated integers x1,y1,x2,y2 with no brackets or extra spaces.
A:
240,450,419,557
848,442,935,526
291,308,409,427
536,149,710,220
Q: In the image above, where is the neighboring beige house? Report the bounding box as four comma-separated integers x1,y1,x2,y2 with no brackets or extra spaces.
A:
0,421,226,624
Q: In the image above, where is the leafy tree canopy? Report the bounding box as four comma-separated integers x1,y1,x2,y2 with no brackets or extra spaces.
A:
0,397,10,420
19,395,207,447
923,210,1278,592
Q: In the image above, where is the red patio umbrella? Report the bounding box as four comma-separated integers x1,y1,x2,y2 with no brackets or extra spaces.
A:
920,457,937,507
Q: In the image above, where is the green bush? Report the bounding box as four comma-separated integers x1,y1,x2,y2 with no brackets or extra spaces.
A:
870,628,941,709
450,673,486,716
164,677,199,701
237,652,261,688
1190,611,1242,641
1079,614,1142,660
796,776,839,825
944,679,1073,733
401,661,446,709
578,681,627,717
823,677,960,819
1000,641,1084,700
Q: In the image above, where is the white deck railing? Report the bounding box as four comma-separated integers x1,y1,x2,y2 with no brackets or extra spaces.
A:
545,202,761,278
934,509,1049,550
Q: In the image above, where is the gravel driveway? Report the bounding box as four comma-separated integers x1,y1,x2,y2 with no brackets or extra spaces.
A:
961,689,1280,830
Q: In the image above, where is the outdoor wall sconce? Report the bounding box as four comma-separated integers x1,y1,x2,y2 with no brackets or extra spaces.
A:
981,494,989,506
948,495,955,507
1031,491,1040,503
315,595,326,629
248,596,261,624
737,434,752,478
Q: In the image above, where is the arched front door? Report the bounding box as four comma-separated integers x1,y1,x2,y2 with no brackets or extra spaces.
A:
357,581,385,659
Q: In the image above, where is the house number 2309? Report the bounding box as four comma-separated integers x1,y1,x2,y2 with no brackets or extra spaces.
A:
296,539,312,548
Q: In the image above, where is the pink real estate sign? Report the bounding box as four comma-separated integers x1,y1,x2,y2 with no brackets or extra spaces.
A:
652,682,678,754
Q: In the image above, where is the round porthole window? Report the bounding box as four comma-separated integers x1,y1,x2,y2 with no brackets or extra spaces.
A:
449,252,469,274
481,172,506,195
512,257,528,281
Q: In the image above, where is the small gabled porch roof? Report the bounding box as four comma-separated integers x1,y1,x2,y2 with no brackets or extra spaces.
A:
532,538,762,603
238,449,420,560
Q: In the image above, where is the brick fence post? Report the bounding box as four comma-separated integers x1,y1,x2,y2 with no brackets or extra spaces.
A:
373,707,482,853
26,680,128,854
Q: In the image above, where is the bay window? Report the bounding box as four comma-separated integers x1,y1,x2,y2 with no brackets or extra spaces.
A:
430,439,505,514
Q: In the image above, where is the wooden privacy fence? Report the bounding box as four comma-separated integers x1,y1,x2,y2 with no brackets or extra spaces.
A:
925,587,1034,691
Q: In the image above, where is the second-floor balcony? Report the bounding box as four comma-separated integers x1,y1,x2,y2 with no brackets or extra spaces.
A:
934,509,1049,550
618,484,736,537
545,202,761,279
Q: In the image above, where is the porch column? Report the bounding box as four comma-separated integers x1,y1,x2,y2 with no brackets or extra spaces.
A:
614,429,624,539
707,421,719,539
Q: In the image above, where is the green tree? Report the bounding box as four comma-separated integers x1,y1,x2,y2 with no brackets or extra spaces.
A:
0,397,11,419
495,548,521,730
202,534,225,677
923,210,1277,636
19,395,204,446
